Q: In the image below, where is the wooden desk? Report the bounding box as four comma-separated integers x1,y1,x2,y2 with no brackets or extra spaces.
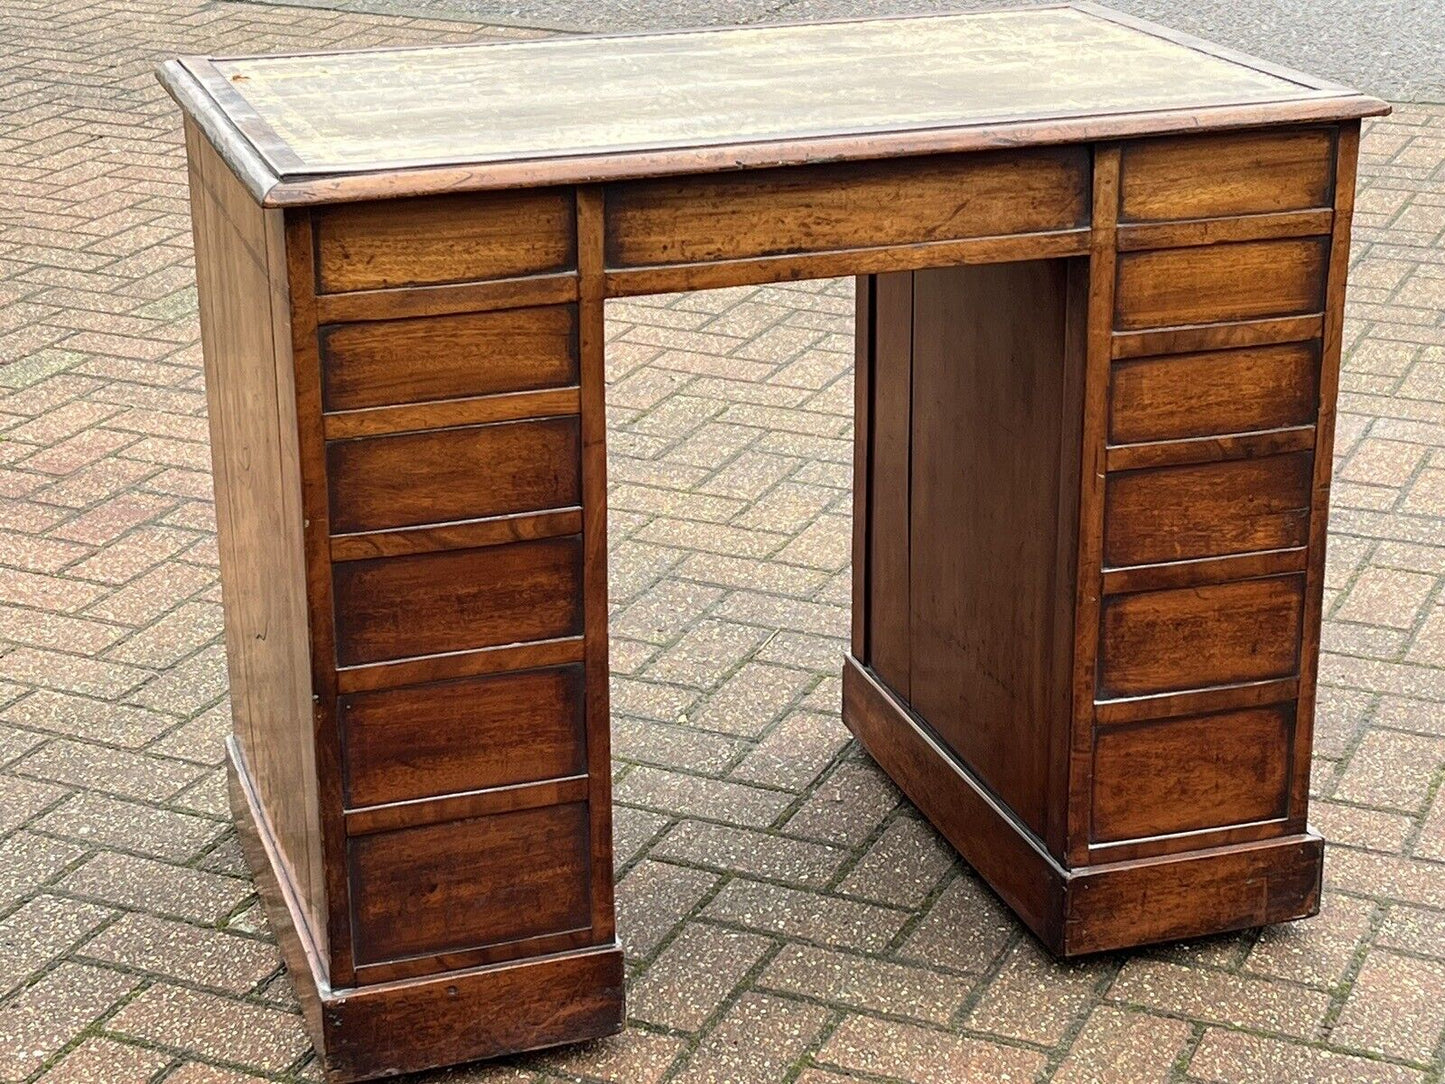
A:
160,6,1388,1079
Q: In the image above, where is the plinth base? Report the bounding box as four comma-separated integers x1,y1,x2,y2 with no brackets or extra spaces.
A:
226,738,625,1082
840,657,1324,956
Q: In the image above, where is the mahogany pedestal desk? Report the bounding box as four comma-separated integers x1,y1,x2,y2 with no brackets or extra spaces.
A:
160,6,1389,1079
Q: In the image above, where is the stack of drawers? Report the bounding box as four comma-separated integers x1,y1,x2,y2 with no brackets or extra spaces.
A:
306,187,604,981
1090,128,1340,859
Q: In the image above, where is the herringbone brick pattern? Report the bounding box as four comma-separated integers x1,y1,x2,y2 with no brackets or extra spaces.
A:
1,0,1443,1081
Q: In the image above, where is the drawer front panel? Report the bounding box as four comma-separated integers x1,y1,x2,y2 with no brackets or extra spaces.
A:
315,189,576,292
333,536,584,666
1104,452,1314,568
1120,129,1335,221
342,664,586,807
1099,575,1304,698
321,305,579,411
605,146,1089,266
1115,239,1328,331
1109,342,1320,445
328,417,581,534
1092,704,1293,843
349,802,591,964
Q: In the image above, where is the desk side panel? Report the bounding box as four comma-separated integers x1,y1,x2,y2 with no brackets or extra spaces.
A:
858,259,1083,851
185,119,328,953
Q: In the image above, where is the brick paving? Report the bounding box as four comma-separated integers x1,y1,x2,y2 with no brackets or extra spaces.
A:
2,0,1444,1081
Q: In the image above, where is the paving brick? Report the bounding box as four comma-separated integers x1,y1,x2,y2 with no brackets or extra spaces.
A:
1334,729,1445,811
965,939,1109,1046
670,992,828,1084
1243,891,1376,987
688,662,815,738
1335,567,1437,628
538,1027,685,1084
81,912,278,993
704,879,907,953
818,1015,1046,1084
640,619,770,688
0,830,88,909
616,766,793,828
2,2,1444,1079
837,815,955,909
60,852,250,924
728,710,850,792
613,715,741,772
629,922,773,1031
1311,798,1415,852
0,772,67,833
1054,1006,1191,1084
1376,903,1445,960
782,758,901,848
41,1037,172,1083
1108,958,1332,1037
1189,1027,1428,1084
0,647,151,698
107,982,309,1073
0,962,137,1080
17,739,203,802
2,688,174,747
0,894,114,997
759,943,973,1025
1326,844,1445,907
615,859,718,959
897,874,1016,975
651,820,847,887
1331,948,1445,1062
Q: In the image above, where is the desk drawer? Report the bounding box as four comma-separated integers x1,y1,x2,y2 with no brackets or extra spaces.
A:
321,305,579,412
333,536,583,666
342,665,586,807
1099,575,1304,699
1092,704,1293,843
1115,239,1328,331
327,417,581,534
1109,343,1320,445
1104,452,1313,568
605,146,1088,266
1120,128,1335,222
315,189,576,292
349,802,591,964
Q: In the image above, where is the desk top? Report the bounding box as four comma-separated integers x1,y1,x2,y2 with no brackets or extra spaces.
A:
160,3,1387,206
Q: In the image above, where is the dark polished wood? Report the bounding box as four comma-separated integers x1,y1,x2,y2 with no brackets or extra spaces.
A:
166,6,1385,1080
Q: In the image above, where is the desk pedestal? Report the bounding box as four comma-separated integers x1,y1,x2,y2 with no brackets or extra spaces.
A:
848,252,1334,953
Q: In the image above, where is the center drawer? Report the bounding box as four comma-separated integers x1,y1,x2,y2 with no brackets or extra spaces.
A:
605,145,1089,266
327,416,581,535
